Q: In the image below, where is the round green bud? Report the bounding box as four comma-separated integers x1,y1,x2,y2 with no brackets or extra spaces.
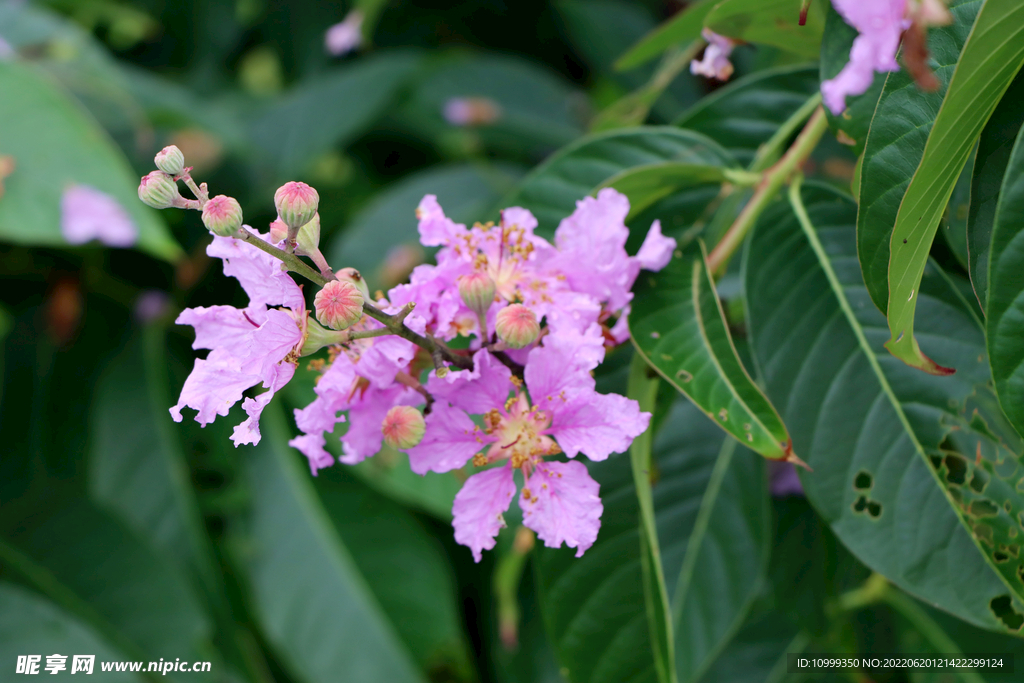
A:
274,181,319,229
202,195,243,236
154,145,185,176
138,171,181,209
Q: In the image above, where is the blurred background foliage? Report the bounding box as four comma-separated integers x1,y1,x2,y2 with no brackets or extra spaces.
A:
2,1,1023,682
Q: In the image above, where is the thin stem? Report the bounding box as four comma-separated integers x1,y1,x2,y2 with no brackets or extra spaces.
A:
749,92,823,173
706,106,828,275
346,327,392,340
179,171,209,206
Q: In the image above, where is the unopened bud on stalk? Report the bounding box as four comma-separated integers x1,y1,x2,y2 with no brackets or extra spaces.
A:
336,267,371,301
154,145,185,176
274,181,319,229
138,171,182,209
271,214,321,255
314,279,364,330
495,304,539,349
458,272,496,317
381,406,426,450
202,195,243,236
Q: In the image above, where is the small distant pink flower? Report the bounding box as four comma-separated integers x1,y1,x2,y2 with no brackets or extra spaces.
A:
325,10,363,56
768,460,805,498
134,290,171,323
821,0,909,115
690,29,736,81
61,185,137,247
443,97,502,127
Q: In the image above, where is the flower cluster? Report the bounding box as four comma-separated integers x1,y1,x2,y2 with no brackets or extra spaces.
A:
143,144,676,561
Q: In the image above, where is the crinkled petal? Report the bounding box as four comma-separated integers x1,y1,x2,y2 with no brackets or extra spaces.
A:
521,460,602,557
231,361,296,446
289,433,336,475
417,195,467,247
636,220,676,271
208,229,305,310
452,465,517,562
524,331,602,403
548,391,650,461
61,185,137,247
176,305,264,351
358,334,419,388
426,350,513,415
169,351,256,426
406,401,492,474
238,308,303,382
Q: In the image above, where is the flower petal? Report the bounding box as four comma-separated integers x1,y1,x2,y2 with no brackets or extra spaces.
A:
452,465,517,562
169,349,256,426
521,460,602,557
406,401,491,474
549,391,650,461
208,229,305,310
176,305,263,351
635,220,676,271
231,360,297,447
61,185,137,247
426,349,514,415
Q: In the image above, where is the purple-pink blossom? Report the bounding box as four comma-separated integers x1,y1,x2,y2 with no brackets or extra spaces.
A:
821,0,909,115
61,185,137,247
325,10,363,56
690,29,736,81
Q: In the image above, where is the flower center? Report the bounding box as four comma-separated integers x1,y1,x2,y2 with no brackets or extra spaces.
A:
483,392,560,469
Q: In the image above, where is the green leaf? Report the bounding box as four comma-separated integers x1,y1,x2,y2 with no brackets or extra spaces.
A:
942,144,975,272
745,180,1024,634
969,72,1024,310
0,61,180,261
630,241,793,461
857,0,981,315
312,468,475,680
534,397,768,683
885,0,1024,374
599,163,733,220
499,127,737,236
250,51,422,182
614,0,717,71
704,0,826,60
232,402,424,683
327,163,525,293
985,120,1024,439
818,1,885,154
674,64,820,167
0,582,144,682
0,497,212,662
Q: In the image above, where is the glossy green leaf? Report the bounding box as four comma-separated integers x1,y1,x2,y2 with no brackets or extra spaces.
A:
969,72,1024,310
704,0,825,60
499,127,737,235
745,181,1024,634
233,403,423,683
675,64,820,166
614,0,717,71
818,1,885,155
986,121,1024,439
0,61,180,260
886,0,1024,374
942,144,975,272
631,241,793,460
857,0,981,315
250,51,422,181
599,163,732,220
534,398,768,683
328,163,524,292
0,582,144,682
0,497,211,662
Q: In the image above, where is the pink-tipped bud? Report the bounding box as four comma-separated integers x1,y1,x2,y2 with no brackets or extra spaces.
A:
381,406,426,450
458,272,496,317
336,267,371,301
495,304,539,349
138,171,181,209
272,214,321,254
154,145,185,175
274,181,319,229
202,195,243,236
314,279,364,330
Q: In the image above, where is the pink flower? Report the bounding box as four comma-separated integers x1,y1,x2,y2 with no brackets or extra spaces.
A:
170,228,307,446
821,0,909,114
61,185,137,247
443,97,502,127
403,334,649,560
690,29,736,81
325,10,363,56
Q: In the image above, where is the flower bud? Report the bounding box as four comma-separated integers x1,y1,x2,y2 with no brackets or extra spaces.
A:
138,171,181,209
154,145,185,176
202,195,243,236
381,406,426,450
274,181,319,229
269,218,288,244
336,267,371,301
458,272,496,317
314,279,364,330
495,304,539,349
271,214,321,255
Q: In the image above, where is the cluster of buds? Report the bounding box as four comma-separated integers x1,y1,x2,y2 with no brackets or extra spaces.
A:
144,148,678,561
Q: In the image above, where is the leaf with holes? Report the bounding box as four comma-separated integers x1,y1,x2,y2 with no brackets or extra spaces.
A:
674,64,821,167
986,121,1024,440
885,0,1024,374
533,397,768,683
498,127,737,236
745,181,1024,634
630,241,793,461
703,0,826,60
857,0,981,315
970,72,1024,310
